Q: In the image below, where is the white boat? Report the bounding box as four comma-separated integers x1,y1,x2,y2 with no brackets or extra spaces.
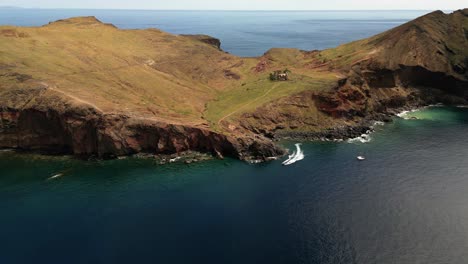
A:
282,144,304,166
357,156,366,161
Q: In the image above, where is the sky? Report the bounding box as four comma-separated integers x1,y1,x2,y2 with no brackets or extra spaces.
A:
1,0,467,10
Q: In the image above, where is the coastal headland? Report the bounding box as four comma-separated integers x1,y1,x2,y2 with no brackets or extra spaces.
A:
0,9,467,161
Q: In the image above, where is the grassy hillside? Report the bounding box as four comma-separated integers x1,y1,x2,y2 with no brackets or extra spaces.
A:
205,71,337,130
0,17,246,125
0,16,340,132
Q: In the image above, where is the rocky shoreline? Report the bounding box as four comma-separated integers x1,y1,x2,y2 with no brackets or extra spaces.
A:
271,101,451,143
1,102,466,164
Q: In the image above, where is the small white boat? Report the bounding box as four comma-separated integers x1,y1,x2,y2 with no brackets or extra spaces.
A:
357,156,366,161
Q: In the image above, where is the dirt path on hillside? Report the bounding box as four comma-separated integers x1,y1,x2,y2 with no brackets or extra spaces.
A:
39,81,104,113
217,83,280,126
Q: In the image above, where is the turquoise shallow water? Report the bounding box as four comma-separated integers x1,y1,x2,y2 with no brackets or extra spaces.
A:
1,107,468,263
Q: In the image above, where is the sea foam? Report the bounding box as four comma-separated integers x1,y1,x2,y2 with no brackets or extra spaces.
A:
397,109,421,119
347,133,372,143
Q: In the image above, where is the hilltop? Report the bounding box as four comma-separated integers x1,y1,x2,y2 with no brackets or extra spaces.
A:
0,10,467,160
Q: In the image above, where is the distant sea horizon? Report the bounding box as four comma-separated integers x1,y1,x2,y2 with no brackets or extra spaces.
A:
0,6,454,11
0,8,435,56
0,7,446,13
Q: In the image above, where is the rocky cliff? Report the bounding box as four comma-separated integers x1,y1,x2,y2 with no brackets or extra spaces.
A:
182,34,222,50
0,85,283,160
316,9,468,120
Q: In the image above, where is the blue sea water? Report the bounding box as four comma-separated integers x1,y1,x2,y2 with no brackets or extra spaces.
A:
0,9,430,56
2,107,468,264
1,8,468,264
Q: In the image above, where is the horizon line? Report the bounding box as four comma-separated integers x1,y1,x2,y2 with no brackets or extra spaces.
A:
0,6,455,12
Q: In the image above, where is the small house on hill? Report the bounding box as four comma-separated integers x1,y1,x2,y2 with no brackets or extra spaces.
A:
269,69,290,81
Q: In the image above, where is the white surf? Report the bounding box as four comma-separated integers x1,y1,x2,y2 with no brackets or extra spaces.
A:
347,133,372,143
397,109,421,119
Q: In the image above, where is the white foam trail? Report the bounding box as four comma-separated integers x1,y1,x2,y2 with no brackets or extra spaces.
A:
47,173,64,180
282,144,304,166
282,150,296,164
0,149,14,152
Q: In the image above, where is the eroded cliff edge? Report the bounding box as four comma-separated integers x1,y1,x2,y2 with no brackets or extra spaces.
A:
0,86,282,160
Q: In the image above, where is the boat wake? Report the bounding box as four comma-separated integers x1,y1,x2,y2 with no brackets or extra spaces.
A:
47,173,64,181
0,149,14,153
282,143,304,166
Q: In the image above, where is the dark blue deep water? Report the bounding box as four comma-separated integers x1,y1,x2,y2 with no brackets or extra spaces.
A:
2,106,468,264
1,9,468,264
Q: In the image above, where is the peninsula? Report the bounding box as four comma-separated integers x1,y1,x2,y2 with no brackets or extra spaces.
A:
0,9,467,161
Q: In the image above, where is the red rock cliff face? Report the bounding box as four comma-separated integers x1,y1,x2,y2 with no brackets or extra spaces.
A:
0,88,285,160
0,80,284,159
0,87,261,159
0,106,242,158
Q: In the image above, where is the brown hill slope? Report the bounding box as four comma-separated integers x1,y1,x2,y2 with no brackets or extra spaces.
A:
321,9,467,77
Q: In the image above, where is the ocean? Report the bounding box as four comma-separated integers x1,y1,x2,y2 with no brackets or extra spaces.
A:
1,9,468,264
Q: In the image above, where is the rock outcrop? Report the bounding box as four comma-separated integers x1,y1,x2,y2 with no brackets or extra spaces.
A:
182,34,222,50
